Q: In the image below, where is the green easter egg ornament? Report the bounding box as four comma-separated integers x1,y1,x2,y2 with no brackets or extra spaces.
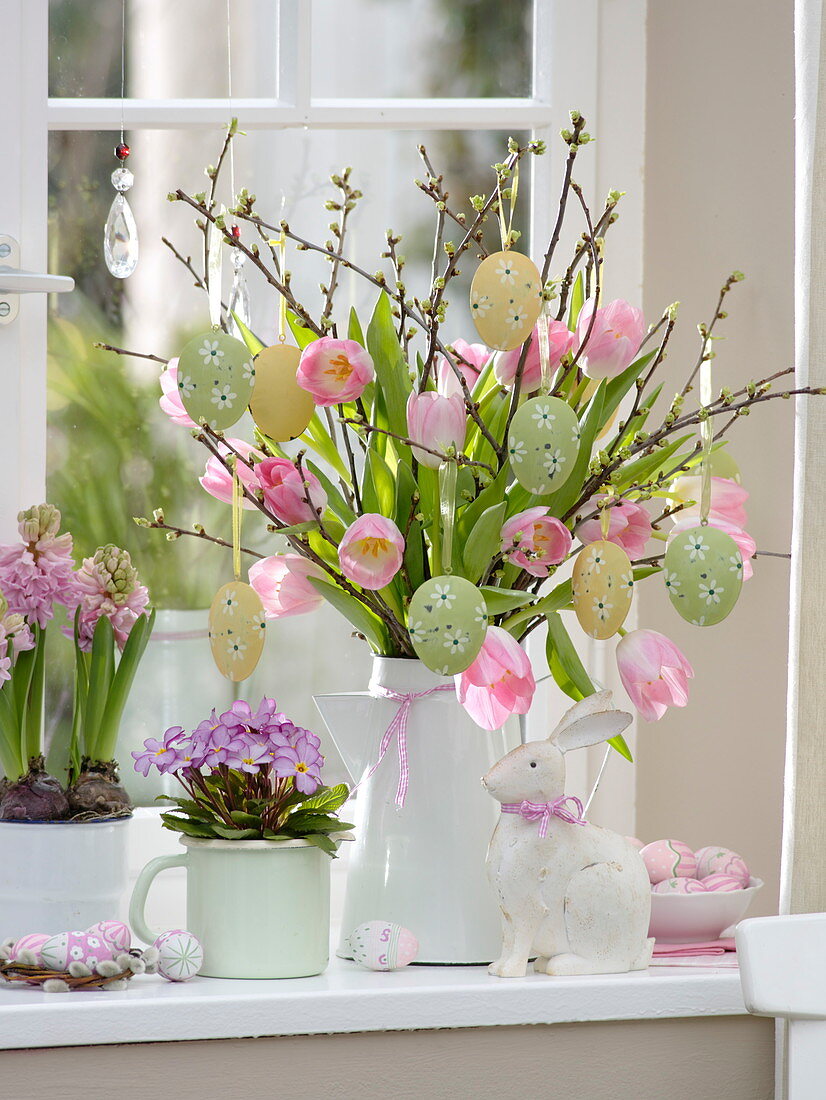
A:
407,575,488,675
507,396,580,494
177,330,256,430
663,524,744,626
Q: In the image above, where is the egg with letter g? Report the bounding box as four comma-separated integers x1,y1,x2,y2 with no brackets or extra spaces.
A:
469,250,543,351
507,396,580,494
663,524,743,626
348,921,419,971
176,330,256,430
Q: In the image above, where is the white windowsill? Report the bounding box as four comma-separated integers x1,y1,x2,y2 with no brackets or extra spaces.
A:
0,809,748,1050
0,961,745,1051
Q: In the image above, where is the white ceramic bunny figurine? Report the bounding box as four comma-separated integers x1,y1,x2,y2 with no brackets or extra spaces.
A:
483,690,653,978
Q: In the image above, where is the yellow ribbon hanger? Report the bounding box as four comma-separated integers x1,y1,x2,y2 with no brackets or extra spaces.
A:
496,161,520,253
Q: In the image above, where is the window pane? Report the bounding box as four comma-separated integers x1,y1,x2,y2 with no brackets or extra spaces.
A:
311,0,533,98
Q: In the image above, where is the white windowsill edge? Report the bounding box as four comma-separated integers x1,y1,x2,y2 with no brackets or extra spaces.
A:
0,961,746,1050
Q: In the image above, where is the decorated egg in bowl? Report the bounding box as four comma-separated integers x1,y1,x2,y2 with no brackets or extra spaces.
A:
649,878,763,943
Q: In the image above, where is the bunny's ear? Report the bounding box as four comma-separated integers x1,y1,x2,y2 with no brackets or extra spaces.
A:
548,690,632,753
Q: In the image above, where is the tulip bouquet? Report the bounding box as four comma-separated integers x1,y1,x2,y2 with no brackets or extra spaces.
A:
129,113,820,744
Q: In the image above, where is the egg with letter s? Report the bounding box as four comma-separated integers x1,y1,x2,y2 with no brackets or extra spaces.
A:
348,920,419,971
506,396,580,494
176,330,256,430
572,539,634,640
470,250,543,351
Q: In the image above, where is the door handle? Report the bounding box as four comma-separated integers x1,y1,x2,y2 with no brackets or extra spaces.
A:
0,235,75,325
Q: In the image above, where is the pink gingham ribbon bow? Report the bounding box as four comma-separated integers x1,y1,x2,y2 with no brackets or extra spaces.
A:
367,684,455,807
501,796,587,838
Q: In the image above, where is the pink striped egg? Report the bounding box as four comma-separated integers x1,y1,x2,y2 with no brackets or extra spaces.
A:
701,873,744,893
39,931,119,972
694,846,750,887
348,921,419,971
10,933,50,963
86,921,131,951
652,877,707,894
641,839,698,884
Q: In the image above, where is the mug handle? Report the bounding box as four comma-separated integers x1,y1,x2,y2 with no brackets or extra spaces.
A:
129,853,187,946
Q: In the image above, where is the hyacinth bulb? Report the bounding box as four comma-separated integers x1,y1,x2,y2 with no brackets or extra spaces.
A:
104,167,139,279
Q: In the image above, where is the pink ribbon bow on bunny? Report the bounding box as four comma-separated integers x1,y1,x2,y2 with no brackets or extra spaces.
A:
501,796,587,838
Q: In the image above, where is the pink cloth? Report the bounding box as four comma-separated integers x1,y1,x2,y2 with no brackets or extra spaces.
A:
652,937,736,957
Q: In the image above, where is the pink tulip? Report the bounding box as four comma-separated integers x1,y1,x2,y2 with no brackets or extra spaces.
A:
575,298,646,380
159,358,197,428
494,318,575,392
338,513,405,590
255,456,327,525
456,626,535,730
249,554,326,618
199,439,263,509
669,515,756,581
406,391,467,468
296,337,375,406
616,629,694,722
577,498,652,560
500,507,573,578
669,475,749,529
436,339,491,397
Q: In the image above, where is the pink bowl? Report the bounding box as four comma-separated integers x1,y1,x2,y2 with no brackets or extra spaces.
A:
648,877,763,943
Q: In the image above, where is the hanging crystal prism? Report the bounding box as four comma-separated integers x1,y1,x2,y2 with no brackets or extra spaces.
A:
104,143,139,279
227,245,251,339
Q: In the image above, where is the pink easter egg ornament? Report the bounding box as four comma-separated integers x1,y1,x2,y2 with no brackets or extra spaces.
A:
652,878,707,894
700,873,744,893
348,921,419,971
86,920,131,951
641,839,698,884
10,933,50,963
153,929,204,982
694,846,750,887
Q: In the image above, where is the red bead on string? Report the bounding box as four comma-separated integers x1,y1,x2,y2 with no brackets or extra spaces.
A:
115,142,131,162
231,225,241,240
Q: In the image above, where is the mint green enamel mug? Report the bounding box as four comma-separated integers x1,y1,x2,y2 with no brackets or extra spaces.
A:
129,837,332,978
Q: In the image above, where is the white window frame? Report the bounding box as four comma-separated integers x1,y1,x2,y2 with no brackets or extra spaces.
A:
4,0,646,827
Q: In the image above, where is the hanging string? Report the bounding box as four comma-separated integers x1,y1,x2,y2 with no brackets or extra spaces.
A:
278,232,287,342
600,487,615,541
231,464,243,582
207,207,224,329
537,299,551,394
119,0,126,146
496,161,520,252
699,337,713,524
226,0,236,205
438,460,458,574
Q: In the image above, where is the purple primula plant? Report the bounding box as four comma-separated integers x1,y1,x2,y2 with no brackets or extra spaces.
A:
134,698,352,855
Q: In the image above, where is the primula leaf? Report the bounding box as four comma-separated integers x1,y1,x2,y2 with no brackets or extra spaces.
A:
302,833,339,857
307,577,390,654
212,826,262,840
160,814,218,839
366,292,412,445
463,502,506,584
545,612,632,761
299,782,350,814
230,810,264,828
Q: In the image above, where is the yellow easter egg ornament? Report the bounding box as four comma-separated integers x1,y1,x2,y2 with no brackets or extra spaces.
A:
572,540,634,640
209,581,266,681
469,250,543,351
249,343,315,442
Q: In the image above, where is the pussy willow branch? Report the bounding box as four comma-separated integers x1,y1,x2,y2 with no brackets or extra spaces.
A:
321,168,360,325
555,195,621,321
416,144,486,252
94,342,168,365
607,309,677,458
339,417,496,476
139,517,264,559
680,272,744,397
540,114,587,284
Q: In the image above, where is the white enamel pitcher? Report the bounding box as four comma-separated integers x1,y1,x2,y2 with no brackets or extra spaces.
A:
315,656,517,964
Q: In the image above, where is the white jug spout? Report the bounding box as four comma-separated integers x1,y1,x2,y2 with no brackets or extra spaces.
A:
313,692,374,785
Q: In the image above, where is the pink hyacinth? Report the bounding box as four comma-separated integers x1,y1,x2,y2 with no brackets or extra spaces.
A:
70,544,150,652
406,390,467,468
500,507,572,578
577,498,652,560
436,339,491,397
158,358,197,429
199,439,264,509
669,475,749,529
456,626,536,730
668,515,756,581
296,337,375,406
616,629,694,722
575,298,646,380
494,318,575,392
338,513,405,590
255,456,328,526
0,504,77,628
249,554,326,618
